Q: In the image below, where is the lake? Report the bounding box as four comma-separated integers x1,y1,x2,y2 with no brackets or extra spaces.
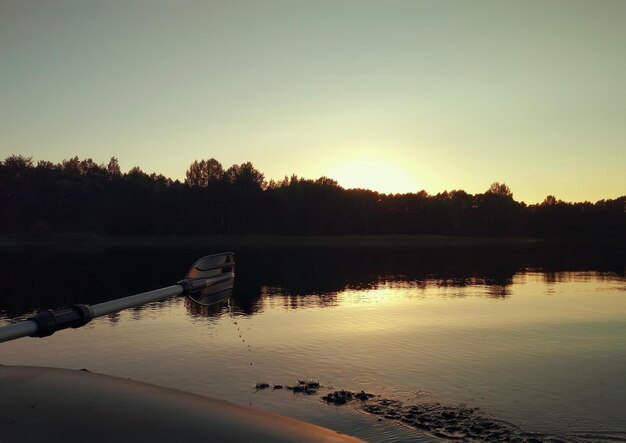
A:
1,242,625,442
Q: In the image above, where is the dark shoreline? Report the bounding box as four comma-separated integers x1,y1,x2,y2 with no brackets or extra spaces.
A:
0,232,623,249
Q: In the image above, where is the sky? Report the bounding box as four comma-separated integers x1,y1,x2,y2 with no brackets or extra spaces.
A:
1,0,624,203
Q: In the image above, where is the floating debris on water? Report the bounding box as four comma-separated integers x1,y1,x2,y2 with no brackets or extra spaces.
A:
255,382,553,441
322,390,355,405
322,390,376,405
355,390,375,401
286,384,318,395
262,378,322,395
255,382,270,390
351,394,541,442
305,380,320,389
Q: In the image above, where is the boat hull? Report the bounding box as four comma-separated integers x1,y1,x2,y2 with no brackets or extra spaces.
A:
0,365,362,442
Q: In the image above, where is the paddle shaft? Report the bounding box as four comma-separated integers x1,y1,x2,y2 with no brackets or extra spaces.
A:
0,284,183,344
0,251,235,345
91,285,183,317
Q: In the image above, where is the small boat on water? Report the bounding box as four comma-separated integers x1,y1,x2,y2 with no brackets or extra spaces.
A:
0,253,363,443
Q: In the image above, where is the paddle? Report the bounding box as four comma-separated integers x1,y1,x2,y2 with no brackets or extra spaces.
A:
0,252,235,344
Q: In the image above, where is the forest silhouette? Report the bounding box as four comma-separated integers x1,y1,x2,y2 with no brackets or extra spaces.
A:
0,155,624,238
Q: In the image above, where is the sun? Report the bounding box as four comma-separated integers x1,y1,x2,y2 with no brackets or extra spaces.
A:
327,158,422,194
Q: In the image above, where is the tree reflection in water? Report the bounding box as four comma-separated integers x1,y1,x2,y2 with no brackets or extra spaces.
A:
0,242,623,319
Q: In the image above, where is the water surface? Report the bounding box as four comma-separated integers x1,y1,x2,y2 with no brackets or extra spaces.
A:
1,244,625,441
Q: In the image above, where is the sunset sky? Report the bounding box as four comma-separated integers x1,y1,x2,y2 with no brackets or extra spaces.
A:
1,0,624,203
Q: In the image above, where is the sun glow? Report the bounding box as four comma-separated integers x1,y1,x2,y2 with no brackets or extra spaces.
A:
327,158,423,195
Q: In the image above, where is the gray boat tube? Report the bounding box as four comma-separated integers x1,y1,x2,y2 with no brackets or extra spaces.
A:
0,365,363,443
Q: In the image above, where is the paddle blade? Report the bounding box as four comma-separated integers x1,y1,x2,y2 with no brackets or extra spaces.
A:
184,252,235,306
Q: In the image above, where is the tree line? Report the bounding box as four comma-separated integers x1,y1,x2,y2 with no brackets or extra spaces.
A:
0,155,624,238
